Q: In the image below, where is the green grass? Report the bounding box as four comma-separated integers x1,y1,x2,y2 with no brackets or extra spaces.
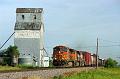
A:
0,66,21,71
53,68,120,79
0,65,37,71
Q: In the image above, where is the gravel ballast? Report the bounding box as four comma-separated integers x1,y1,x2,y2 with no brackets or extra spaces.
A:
0,67,94,79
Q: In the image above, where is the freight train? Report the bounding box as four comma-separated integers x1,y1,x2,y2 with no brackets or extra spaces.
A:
53,45,105,67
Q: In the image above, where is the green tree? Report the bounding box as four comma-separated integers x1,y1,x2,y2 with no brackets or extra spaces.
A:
104,58,118,68
6,45,19,57
6,45,20,66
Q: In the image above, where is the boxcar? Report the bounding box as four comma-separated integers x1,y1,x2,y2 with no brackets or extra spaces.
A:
91,54,96,67
81,51,91,66
98,58,102,66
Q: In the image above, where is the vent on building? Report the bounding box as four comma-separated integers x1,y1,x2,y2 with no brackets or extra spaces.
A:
33,15,36,19
22,15,24,19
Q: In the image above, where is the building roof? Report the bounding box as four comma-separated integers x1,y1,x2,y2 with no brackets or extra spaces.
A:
16,8,43,13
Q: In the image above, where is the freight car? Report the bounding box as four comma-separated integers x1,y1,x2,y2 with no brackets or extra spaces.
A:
91,54,97,67
98,58,106,66
77,51,85,66
81,51,91,66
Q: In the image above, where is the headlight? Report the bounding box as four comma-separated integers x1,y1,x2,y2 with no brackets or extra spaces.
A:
59,51,60,53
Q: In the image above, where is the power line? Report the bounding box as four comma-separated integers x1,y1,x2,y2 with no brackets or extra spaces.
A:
99,45,120,47
1,34,120,50
73,45,120,48
100,39,120,44
0,32,15,49
45,39,120,49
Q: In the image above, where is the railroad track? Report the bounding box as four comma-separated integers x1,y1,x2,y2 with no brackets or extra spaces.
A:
0,67,95,79
0,66,93,73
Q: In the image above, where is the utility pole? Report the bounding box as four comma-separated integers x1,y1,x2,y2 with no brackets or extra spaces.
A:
96,37,99,69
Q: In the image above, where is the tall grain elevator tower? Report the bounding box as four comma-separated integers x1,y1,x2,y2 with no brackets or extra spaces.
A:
14,8,44,67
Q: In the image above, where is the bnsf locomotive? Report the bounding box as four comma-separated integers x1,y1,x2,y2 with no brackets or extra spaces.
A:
53,45,105,67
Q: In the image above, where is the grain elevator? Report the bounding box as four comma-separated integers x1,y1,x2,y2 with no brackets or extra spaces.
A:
14,8,49,67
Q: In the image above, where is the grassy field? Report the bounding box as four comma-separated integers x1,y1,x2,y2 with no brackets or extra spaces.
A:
53,68,120,79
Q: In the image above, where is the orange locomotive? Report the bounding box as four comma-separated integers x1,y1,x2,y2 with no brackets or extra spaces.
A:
53,46,83,66
53,46,69,66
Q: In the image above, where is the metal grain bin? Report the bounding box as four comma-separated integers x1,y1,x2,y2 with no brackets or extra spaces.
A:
18,56,33,66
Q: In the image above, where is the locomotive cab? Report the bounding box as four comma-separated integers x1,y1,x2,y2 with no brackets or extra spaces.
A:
53,46,69,66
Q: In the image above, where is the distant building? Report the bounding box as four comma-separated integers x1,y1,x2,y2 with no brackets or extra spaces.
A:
14,8,48,67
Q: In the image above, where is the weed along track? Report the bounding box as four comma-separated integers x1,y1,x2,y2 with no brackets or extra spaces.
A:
0,67,94,79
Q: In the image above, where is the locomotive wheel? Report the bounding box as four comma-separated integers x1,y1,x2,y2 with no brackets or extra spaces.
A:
53,60,58,66
68,62,72,67
75,62,79,66
68,62,74,67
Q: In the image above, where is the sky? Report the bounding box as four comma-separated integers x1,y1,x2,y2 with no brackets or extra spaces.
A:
0,0,120,64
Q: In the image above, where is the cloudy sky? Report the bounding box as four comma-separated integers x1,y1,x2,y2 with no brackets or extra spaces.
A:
0,0,120,63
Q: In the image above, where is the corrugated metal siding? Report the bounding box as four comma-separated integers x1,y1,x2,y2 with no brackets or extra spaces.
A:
14,38,40,58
